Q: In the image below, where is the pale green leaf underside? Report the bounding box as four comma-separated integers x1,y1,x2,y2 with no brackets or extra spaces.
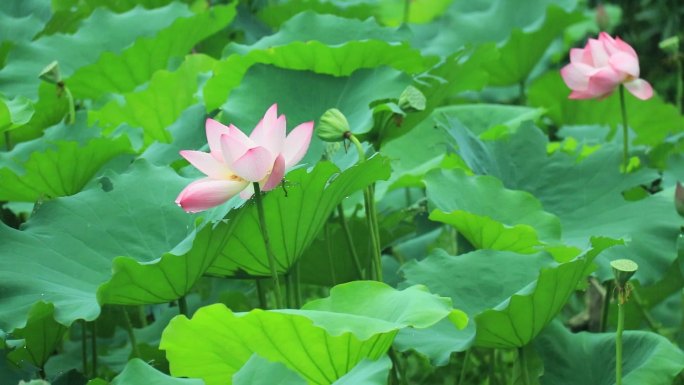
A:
207,155,392,276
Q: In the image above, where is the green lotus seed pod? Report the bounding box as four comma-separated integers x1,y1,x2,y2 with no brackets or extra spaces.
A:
317,108,350,142
398,85,426,112
610,259,638,288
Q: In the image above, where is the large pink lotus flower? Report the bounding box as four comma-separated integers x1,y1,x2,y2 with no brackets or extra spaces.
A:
175,104,313,213
560,32,653,100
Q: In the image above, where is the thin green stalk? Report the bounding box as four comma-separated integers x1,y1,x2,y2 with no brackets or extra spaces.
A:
253,182,284,308
90,321,97,378
4,131,11,151
64,85,75,124
600,280,614,332
458,349,471,385
136,306,147,327
676,53,682,113
616,301,625,385
178,295,188,316
619,85,630,172
80,320,87,375
325,222,337,285
403,0,411,25
337,204,364,279
285,272,295,309
121,307,140,358
293,261,302,308
348,134,383,281
518,347,531,385
256,279,268,309
388,348,406,385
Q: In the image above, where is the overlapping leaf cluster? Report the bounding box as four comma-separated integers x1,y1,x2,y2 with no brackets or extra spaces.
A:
1,0,683,384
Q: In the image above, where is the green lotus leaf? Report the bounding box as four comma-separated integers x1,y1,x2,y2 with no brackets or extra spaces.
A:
411,0,577,56
0,95,34,133
535,321,684,385
0,160,201,333
528,71,684,147
483,6,585,86
207,155,391,276
5,302,67,372
111,358,204,385
67,4,236,101
0,116,133,201
442,117,681,284
0,2,192,99
402,238,617,349
89,54,215,145
431,104,545,138
161,281,464,385
233,354,307,385
425,168,561,244
204,12,430,111
331,356,391,385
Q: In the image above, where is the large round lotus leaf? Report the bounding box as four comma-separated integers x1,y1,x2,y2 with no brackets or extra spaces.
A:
401,238,616,349
206,155,391,276
441,117,680,285
0,160,216,333
161,281,463,385
111,358,204,385
534,321,684,385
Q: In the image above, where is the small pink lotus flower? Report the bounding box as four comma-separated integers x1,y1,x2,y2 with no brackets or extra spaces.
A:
175,104,313,213
560,32,653,100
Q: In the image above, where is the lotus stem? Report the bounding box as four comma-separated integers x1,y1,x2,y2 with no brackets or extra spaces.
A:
337,204,364,279
616,299,625,385
347,134,383,281
255,279,268,309
80,319,87,375
519,346,531,385
121,307,140,358
253,182,284,308
458,349,470,385
178,295,188,316
90,321,97,378
619,85,630,172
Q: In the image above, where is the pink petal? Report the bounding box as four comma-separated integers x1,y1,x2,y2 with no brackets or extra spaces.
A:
568,90,596,99
250,104,286,155
609,51,640,77
624,78,654,100
569,48,587,65
262,154,285,191
175,178,249,213
231,146,274,182
585,68,622,98
205,119,230,160
220,132,254,165
598,32,619,54
283,121,314,169
561,63,591,91
240,184,255,199
179,150,232,179
587,38,610,67
614,36,638,58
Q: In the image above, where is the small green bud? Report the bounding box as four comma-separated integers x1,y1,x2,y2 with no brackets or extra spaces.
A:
317,108,350,142
676,182,684,217
610,259,638,288
398,85,426,112
659,36,680,55
38,61,61,84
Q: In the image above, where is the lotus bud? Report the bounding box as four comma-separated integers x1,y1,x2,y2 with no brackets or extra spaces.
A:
398,85,426,112
676,182,684,217
38,61,61,85
317,108,350,142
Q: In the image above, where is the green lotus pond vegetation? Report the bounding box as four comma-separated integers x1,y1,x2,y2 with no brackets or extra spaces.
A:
1,0,683,384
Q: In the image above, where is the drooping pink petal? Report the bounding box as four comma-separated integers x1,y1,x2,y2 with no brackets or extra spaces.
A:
250,104,286,155
561,63,591,91
609,51,640,77
206,119,231,160
624,78,654,100
175,177,248,213
262,154,285,191
231,146,274,182
587,38,610,67
179,150,232,179
282,121,314,169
